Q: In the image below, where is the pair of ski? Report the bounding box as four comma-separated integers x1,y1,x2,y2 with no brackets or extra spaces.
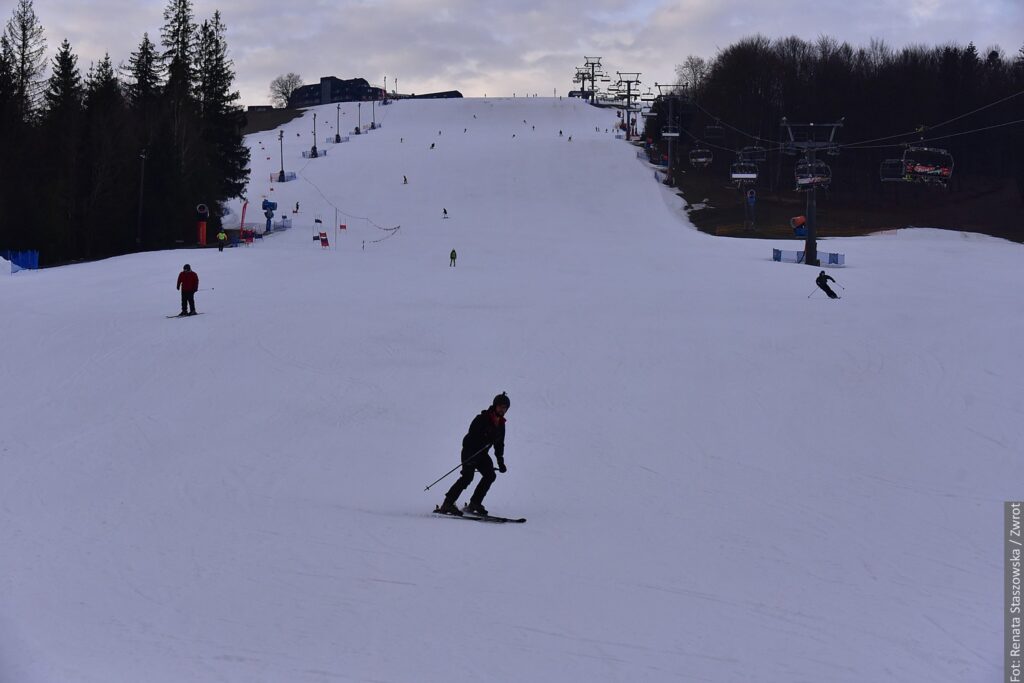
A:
166,312,205,318
433,505,526,524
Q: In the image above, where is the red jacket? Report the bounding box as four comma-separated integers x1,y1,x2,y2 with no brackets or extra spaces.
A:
177,270,199,292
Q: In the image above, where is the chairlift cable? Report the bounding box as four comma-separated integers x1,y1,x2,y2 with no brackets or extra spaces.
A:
841,117,1024,150
677,86,1024,152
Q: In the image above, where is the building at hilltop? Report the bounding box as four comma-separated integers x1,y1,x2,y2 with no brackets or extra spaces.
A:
287,76,463,108
288,76,464,107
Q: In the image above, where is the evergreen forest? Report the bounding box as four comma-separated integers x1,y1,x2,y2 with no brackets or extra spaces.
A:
0,0,249,266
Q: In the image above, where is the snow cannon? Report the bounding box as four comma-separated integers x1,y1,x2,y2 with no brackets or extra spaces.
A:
196,203,210,246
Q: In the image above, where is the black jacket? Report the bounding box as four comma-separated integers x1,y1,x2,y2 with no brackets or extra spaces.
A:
816,272,835,286
462,408,506,463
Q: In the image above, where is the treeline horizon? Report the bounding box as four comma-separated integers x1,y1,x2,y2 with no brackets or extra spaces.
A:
0,0,248,267
646,34,1024,199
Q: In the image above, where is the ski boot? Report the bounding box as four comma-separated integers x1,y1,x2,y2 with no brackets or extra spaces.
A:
437,498,463,516
465,502,488,516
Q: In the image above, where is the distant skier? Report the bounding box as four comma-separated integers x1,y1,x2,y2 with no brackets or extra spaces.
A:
176,264,199,316
216,229,227,252
403,175,408,185
443,208,448,219
430,143,435,150
438,392,511,516
293,201,300,214
450,249,457,267
816,270,839,299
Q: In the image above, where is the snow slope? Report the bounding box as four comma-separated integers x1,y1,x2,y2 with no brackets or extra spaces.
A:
1,96,1021,682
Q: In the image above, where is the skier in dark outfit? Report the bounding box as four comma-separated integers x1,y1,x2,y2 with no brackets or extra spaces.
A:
438,393,510,516
816,270,839,299
176,264,199,315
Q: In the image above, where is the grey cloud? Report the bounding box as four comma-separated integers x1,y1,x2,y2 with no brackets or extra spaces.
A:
23,0,1024,105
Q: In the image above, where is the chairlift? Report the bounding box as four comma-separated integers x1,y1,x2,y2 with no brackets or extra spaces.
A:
662,126,680,138
794,159,831,191
902,146,953,185
730,161,758,184
740,145,767,163
879,159,906,182
689,148,713,167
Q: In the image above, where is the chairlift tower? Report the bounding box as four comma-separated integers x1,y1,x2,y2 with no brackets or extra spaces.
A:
780,117,843,267
654,83,681,184
616,72,642,140
583,57,603,105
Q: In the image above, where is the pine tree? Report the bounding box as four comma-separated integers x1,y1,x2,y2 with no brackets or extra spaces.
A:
3,0,46,118
0,36,17,251
195,11,249,201
42,38,82,120
125,33,162,108
39,38,85,263
0,36,16,121
160,0,195,94
156,0,201,243
83,54,132,258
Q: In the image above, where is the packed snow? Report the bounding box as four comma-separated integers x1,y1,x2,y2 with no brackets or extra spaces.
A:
1,96,1021,682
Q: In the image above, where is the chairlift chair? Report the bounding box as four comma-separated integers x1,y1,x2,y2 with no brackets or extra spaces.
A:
794,159,831,191
662,126,680,138
902,146,954,185
689,148,713,167
730,161,758,184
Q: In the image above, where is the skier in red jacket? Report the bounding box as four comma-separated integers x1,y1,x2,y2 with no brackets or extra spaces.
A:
176,264,199,316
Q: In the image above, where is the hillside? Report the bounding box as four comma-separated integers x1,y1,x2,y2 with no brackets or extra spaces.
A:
1,96,1020,683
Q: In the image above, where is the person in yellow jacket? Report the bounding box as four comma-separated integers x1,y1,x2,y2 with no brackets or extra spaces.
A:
216,229,228,252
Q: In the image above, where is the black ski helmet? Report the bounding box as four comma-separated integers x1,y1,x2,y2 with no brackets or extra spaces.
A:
492,391,510,408
183,264,191,271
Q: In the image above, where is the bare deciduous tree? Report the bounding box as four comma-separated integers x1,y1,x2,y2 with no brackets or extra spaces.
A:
269,72,302,107
676,55,708,93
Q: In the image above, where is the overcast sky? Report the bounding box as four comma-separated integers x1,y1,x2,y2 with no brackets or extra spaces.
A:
20,0,1024,106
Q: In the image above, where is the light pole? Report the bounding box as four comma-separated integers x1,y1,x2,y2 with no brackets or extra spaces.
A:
357,102,361,134
371,98,376,129
335,103,341,143
277,130,285,182
311,112,319,157
136,149,146,247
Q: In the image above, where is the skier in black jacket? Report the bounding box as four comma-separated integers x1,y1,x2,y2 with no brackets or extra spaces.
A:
816,270,840,299
438,393,510,516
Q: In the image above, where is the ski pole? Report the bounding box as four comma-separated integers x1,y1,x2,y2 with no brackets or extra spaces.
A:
423,443,492,491
807,287,819,298
836,283,845,290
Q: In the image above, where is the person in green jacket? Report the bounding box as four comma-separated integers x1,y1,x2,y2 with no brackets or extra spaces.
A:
216,229,228,252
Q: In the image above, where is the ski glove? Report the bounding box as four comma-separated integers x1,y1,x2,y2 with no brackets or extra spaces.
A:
497,459,507,474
